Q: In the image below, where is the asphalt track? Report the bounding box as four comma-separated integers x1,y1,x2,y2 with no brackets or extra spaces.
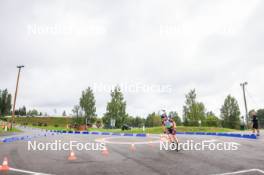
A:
0,127,263,175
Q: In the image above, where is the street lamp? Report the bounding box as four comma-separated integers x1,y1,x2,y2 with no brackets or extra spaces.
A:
11,65,25,129
240,82,248,129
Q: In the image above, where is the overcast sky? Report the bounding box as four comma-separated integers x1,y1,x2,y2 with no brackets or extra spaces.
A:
0,0,264,118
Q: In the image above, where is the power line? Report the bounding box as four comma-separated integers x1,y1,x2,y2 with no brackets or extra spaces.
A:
245,88,259,107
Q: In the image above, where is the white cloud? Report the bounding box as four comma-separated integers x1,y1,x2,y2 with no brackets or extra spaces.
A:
0,0,263,117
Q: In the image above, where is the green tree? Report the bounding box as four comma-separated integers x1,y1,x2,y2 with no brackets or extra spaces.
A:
15,106,26,116
102,115,109,128
0,89,12,117
72,105,84,126
62,110,67,116
27,109,39,116
72,105,82,118
145,112,161,127
133,116,145,127
6,94,12,115
80,87,96,125
124,116,134,126
220,95,240,129
123,116,145,128
95,118,103,128
205,111,220,127
104,86,127,128
169,111,182,125
256,109,264,128
22,106,27,116
183,89,206,126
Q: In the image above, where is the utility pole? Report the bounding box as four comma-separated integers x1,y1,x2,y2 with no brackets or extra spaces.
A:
11,65,25,129
240,82,248,129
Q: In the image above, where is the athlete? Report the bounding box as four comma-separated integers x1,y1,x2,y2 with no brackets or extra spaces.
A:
252,111,260,136
161,112,179,151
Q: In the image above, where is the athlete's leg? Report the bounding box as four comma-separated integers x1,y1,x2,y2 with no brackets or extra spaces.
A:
167,133,173,143
165,129,172,143
169,134,175,142
167,129,179,144
174,134,179,143
171,129,178,143
170,132,179,151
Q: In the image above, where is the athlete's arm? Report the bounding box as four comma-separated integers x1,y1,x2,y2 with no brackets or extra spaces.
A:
162,122,166,133
173,121,176,129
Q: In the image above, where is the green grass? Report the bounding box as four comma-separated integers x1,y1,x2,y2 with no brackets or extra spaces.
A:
89,126,238,134
0,127,21,134
29,125,238,134
10,117,239,134
9,127,21,132
12,117,240,134
27,125,74,131
11,117,72,127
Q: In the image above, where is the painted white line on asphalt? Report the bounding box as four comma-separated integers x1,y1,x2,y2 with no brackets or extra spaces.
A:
9,167,54,175
202,139,218,143
95,136,161,145
212,168,264,175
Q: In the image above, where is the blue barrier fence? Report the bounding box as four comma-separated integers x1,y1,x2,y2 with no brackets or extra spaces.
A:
48,130,257,139
0,129,258,144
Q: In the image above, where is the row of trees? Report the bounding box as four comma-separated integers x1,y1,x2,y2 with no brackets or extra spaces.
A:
72,86,243,129
72,86,129,128
72,86,246,129
145,112,182,127
251,109,264,128
182,89,241,129
0,89,43,117
13,106,42,116
143,89,243,129
2,85,258,130
2,82,261,130
183,89,241,129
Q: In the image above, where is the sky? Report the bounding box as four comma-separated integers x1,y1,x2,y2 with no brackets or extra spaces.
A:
0,0,264,118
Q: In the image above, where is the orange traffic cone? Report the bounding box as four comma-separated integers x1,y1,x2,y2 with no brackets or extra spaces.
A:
68,150,77,161
0,157,9,171
130,144,136,152
101,146,109,156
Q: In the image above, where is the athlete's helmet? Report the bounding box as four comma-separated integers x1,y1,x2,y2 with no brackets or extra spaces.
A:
159,109,167,119
161,113,167,119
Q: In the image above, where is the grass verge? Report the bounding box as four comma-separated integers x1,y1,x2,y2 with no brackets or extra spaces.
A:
0,127,21,134
28,125,238,134
89,126,238,134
